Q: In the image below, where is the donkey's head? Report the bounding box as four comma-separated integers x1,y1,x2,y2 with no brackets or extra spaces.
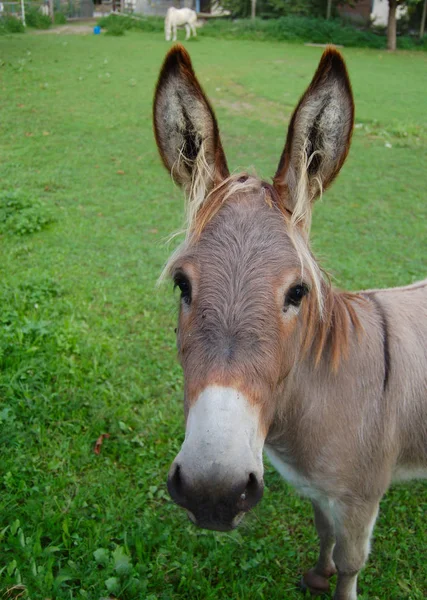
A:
154,45,354,531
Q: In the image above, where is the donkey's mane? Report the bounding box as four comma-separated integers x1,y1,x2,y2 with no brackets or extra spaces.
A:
161,173,364,370
302,283,364,372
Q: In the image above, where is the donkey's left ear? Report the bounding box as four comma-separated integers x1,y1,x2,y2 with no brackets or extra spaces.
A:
153,44,229,198
273,48,354,218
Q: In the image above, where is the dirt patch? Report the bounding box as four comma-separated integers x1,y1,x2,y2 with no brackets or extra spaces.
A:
31,25,95,35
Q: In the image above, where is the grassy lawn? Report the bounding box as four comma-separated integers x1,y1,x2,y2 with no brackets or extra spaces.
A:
0,30,426,600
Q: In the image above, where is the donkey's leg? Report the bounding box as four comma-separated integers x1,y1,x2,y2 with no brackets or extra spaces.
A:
185,24,191,40
302,500,336,595
191,23,197,37
332,500,380,600
172,24,177,41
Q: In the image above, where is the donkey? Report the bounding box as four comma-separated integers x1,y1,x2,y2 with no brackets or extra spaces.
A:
153,45,427,599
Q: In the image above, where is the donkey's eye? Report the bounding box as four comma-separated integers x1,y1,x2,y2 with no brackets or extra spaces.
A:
285,284,309,309
174,274,192,305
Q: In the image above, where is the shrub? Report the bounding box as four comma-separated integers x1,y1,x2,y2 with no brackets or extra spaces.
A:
0,15,25,34
54,11,67,24
25,4,52,29
222,0,331,19
98,13,164,34
96,13,427,51
104,16,127,36
199,16,427,51
98,13,132,31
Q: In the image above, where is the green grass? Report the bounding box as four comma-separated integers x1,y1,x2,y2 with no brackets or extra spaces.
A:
0,31,426,600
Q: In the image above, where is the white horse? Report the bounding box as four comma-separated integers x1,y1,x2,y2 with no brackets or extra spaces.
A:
165,7,197,42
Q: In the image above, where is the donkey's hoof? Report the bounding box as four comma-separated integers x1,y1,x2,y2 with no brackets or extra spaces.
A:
299,570,331,596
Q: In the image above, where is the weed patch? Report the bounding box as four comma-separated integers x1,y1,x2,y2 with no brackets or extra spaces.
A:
0,278,76,398
0,191,53,236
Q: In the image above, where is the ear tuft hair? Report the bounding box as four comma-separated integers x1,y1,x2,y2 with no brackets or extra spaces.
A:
153,44,229,199
274,46,354,227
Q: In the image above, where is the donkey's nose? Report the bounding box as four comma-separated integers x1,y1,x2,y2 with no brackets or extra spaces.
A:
167,462,264,530
167,463,263,509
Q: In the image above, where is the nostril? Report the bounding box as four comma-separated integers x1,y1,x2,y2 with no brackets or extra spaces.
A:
172,464,182,492
167,463,187,507
247,472,257,490
240,472,263,509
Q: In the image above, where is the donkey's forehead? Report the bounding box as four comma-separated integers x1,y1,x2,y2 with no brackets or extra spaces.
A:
173,180,302,277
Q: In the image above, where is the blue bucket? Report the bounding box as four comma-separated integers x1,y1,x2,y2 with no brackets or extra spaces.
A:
94,25,101,35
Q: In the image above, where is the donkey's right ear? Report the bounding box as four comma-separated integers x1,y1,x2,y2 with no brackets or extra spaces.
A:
273,48,354,223
153,45,229,198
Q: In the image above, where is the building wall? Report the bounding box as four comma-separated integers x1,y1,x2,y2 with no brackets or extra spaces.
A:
338,0,408,26
338,0,372,24
371,0,407,26
134,0,194,15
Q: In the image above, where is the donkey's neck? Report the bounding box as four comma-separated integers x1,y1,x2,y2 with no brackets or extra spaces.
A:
301,285,366,372
266,289,388,479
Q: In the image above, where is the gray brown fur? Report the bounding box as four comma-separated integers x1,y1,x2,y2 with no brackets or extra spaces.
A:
154,44,427,599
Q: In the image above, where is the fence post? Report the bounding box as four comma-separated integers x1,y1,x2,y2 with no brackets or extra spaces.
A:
21,0,26,25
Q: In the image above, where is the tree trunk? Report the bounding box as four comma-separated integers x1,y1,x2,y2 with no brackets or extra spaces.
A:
387,0,397,51
20,0,26,26
326,0,332,20
420,0,427,39
251,0,256,19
